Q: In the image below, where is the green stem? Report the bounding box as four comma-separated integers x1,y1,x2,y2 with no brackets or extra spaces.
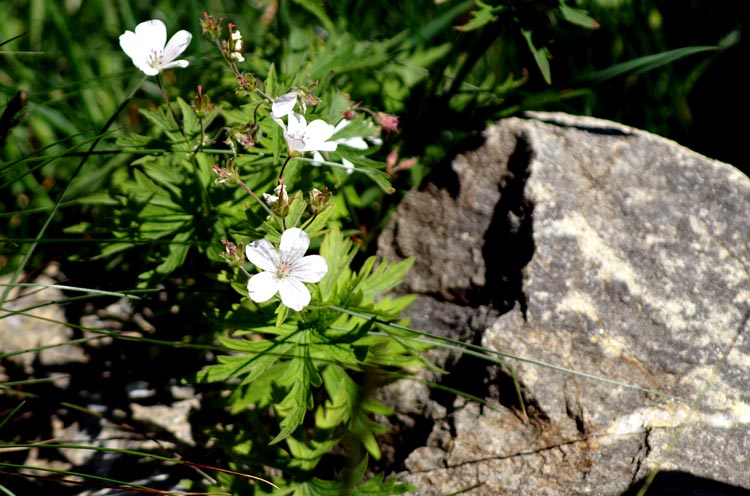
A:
278,155,293,183
237,178,277,221
155,74,182,134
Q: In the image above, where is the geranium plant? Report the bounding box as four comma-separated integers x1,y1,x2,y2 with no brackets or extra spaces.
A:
71,13,423,495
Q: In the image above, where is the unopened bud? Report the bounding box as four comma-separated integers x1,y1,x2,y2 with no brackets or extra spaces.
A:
263,183,289,216
212,162,239,185
220,240,244,267
343,101,361,120
236,73,257,96
310,187,332,213
200,12,223,40
192,85,215,118
376,112,399,136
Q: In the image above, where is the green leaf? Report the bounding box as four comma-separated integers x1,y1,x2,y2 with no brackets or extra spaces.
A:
176,97,200,137
132,168,169,197
196,354,268,383
276,302,289,327
318,226,357,300
558,1,599,29
410,0,475,43
139,161,186,199
271,336,320,444
575,44,726,86
357,257,415,300
265,63,277,100
335,150,394,194
137,229,193,286
115,131,154,149
303,200,336,235
139,106,180,139
522,29,552,84
454,0,502,32
291,0,334,32
317,364,355,430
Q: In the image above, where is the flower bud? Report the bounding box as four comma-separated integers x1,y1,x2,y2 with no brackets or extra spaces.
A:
310,187,332,213
263,184,289,216
212,161,239,185
220,240,245,267
192,85,215,118
376,112,399,136
200,12,223,41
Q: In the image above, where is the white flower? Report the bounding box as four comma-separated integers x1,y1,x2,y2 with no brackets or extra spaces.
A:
119,19,192,76
245,228,328,311
279,112,337,155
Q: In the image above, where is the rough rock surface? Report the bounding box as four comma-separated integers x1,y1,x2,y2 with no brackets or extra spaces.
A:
378,112,750,495
0,264,88,376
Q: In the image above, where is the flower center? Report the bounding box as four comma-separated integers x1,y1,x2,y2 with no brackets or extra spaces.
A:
276,260,293,278
148,49,163,68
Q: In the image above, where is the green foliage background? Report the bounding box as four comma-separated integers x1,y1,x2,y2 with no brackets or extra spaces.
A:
1,0,747,494
2,0,746,273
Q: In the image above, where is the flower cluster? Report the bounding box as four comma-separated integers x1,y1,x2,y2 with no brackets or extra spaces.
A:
227,23,245,62
118,18,396,311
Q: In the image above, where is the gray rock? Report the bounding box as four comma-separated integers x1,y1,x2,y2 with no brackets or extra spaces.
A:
379,113,750,495
0,265,88,375
131,385,200,446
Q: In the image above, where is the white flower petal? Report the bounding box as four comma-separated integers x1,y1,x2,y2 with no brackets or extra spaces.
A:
306,119,335,143
158,59,190,71
282,113,308,153
140,65,161,76
287,112,306,135
246,239,280,272
292,255,328,283
308,140,338,152
279,228,310,264
303,119,337,152
272,92,298,120
277,277,311,311
163,30,192,64
333,119,351,133
341,136,368,150
311,151,324,167
134,19,167,51
273,117,287,133
247,272,281,303
283,134,305,154
119,31,146,62
341,158,355,175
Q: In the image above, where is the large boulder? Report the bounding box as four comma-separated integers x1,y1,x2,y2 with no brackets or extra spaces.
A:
378,113,750,495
